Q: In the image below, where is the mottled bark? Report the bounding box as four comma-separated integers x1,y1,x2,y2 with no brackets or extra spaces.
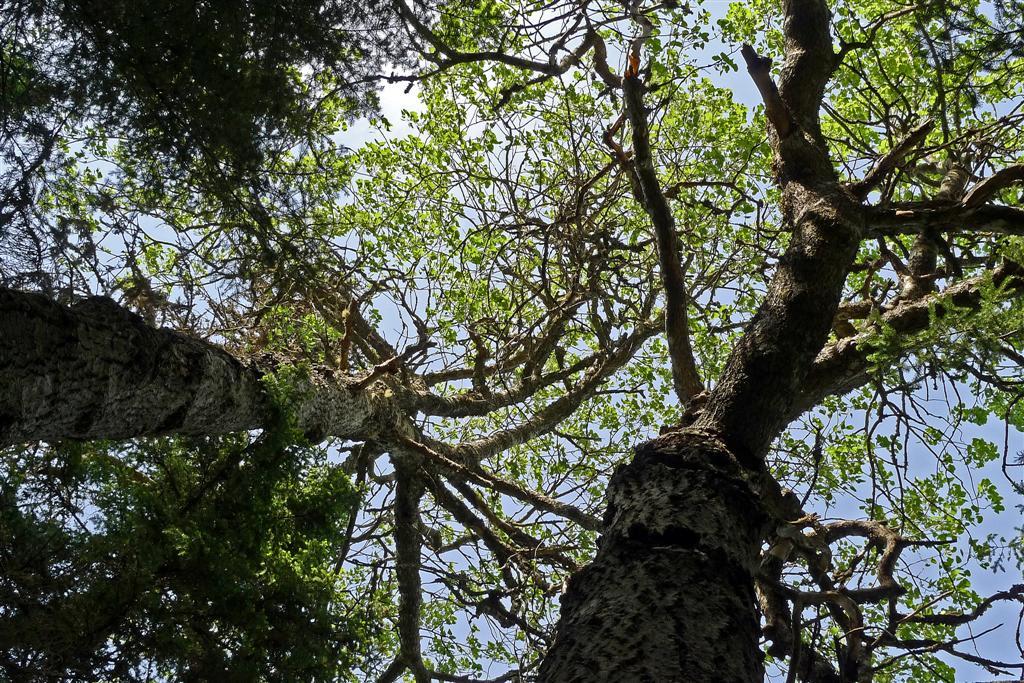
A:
0,289,387,446
699,0,862,462
385,462,430,683
539,431,781,682
539,180,861,671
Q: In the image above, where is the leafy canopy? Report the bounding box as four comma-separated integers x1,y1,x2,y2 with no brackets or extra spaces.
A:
2,0,1024,680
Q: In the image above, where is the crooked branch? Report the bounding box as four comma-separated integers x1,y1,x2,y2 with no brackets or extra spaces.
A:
451,322,659,462
395,434,602,531
393,0,595,78
962,163,1024,208
619,40,704,403
849,118,934,199
792,259,1024,422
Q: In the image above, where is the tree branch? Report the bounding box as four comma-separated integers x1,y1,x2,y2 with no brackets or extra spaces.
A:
962,163,1024,208
395,434,601,531
848,118,934,199
867,203,1024,237
0,289,399,446
790,259,1024,421
410,354,598,418
777,0,836,133
756,574,844,683
693,0,860,462
900,584,1024,627
393,0,594,77
451,322,659,462
740,45,793,138
622,67,704,404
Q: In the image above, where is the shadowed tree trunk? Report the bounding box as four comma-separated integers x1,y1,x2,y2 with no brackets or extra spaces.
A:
538,185,861,677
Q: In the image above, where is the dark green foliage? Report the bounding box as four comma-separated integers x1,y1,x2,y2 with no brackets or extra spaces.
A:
0,0,416,293
0,425,361,681
3,0,412,172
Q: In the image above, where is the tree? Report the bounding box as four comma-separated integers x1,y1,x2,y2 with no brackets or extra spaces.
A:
2,0,1024,680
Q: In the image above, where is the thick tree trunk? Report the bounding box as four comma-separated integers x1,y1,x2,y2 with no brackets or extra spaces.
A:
0,289,386,446
0,289,265,445
539,206,860,678
539,431,777,682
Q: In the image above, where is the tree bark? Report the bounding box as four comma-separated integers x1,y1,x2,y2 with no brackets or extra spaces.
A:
538,431,780,681
0,289,387,446
540,184,860,676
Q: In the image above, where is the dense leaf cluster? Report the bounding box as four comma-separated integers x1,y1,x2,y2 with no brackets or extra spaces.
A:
0,405,366,680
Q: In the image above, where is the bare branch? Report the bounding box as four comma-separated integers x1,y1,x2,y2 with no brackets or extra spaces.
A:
901,584,1024,627
395,434,602,531
351,355,402,391
410,354,598,418
590,30,622,89
452,322,659,462
962,163,1024,208
867,203,1024,237
755,574,844,683
393,0,594,77
425,475,519,568
428,669,523,683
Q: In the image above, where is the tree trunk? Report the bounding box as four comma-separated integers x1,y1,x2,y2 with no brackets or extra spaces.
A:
0,289,386,446
539,431,775,682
